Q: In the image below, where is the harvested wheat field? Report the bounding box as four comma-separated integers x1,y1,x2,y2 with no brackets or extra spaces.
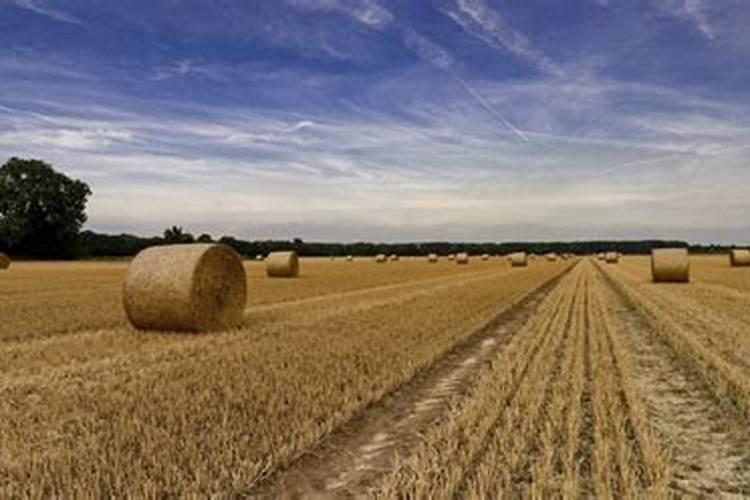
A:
1,256,750,497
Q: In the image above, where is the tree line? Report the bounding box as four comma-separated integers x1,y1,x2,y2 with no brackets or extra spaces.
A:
0,157,737,259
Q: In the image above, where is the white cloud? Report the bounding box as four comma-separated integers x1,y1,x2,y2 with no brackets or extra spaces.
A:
8,0,82,24
651,0,715,40
441,0,562,76
288,0,394,29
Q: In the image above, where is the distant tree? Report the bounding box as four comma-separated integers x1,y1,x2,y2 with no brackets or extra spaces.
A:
197,233,213,243
0,157,91,258
163,226,195,244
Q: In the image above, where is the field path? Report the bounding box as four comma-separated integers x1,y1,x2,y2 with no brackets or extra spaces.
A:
249,264,576,497
595,262,750,497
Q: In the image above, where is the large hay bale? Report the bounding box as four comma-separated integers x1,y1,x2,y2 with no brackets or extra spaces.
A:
730,249,750,267
545,253,557,262
266,251,300,278
510,252,528,267
605,252,619,264
389,254,399,262
428,253,438,263
123,244,247,332
0,253,10,270
651,248,690,283
481,253,490,261
375,254,387,263
346,255,354,262
456,252,469,265
448,254,456,261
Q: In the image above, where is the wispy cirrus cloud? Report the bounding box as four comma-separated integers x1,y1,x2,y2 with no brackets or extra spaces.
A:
440,0,563,76
287,0,394,29
6,0,82,25
651,0,715,40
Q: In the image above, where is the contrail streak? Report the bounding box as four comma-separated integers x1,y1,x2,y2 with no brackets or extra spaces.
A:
446,67,530,143
590,143,750,178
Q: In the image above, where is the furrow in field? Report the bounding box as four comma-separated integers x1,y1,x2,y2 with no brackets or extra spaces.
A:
587,264,669,498
595,261,750,497
368,262,583,499
598,262,750,421
250,263,576,498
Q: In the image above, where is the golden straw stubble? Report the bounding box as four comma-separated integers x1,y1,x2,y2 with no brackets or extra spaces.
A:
124,243,247,332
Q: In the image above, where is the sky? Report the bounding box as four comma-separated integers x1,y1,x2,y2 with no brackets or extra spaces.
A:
1,0,749,243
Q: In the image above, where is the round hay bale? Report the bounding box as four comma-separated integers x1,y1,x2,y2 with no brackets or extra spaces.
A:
651,248,690,283
0,253,10,270
428,253,438,263
123,244,247,332
730,249,750,267
256,254,264,261
481,254,490,261
389,254,399,262
545,253,557,262
346,255,354,262
447,254,456,261
510,252,528,267
456,252,469,265
605,252,619,264
597,253,606,261
266,251,300,278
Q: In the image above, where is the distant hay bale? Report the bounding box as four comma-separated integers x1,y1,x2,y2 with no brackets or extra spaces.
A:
510,252,528,267
375,254,387,263
428,253,438,263
448,254,456,261
651,248,690,283
0,253,10,270
597,253,606,261
730,249,750,267
389,254,399,262
256,254,264,261
123,244,247,332
266,251,300,278
545,253,558,262
346,255,354,262
456,252,469,264
605,252,619,264
481,254,490,261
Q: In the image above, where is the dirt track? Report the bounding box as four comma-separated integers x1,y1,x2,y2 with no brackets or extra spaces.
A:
252,258,750,498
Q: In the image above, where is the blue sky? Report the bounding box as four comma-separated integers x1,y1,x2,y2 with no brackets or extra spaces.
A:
1,0,749,243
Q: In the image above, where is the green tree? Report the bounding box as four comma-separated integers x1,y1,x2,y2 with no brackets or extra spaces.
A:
163,226,194,244
0,157,91,258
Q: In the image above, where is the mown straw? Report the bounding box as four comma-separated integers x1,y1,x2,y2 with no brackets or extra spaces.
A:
730,249,750,267
651,248,690,283
511,252,528,267
266,251,300,278
123,243,247,332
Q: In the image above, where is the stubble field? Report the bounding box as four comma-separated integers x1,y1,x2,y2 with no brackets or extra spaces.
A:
1,255,749,498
